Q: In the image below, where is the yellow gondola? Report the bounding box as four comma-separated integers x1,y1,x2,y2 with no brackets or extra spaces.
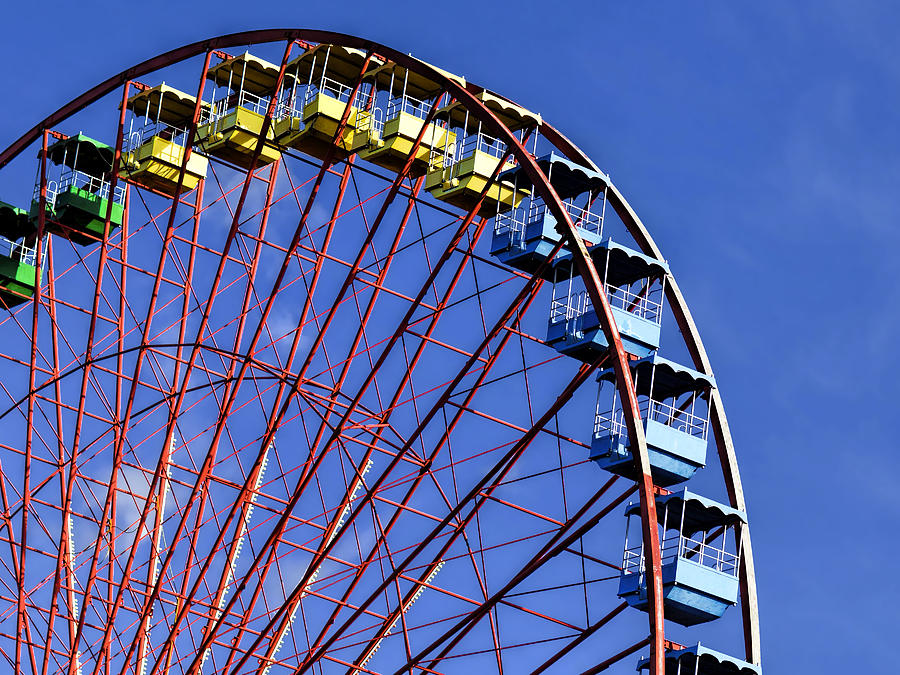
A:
121,84,209,196
274,45,383,162
357,59,463,177
426,91,540,217
196,53,282,169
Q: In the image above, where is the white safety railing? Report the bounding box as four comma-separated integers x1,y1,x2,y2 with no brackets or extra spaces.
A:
33,172,118,206
202,88,270,125
646,398,707,438
1,234,47,275
662,534,740,576
564,200,604,234
273,93,298,122
459,130,506,160
494,198,548,241
56,169,126,205
430,139,458,169
593,408,629,439
606,283,663,324
355,106,384,137
550,279,662,332
33,167,125,221
622,545,645,576
550,288,591,328
495,197,604,246
277,77,371,123
622,537,738,578
304,75,369,109
32,180,59,210
386,92,430,121
0,235,43,267
124,120,190,154
594,398,709,441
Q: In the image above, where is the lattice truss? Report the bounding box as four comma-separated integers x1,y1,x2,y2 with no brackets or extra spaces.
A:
0,34,756,675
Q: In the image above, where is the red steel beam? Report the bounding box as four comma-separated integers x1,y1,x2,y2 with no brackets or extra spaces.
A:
410,481,635,673
292,360,599,674
579,637,651,675
530,601,629,674
226,152,521,673
0,28,759,673
68,49,216,675
97,43,301,674
38,78,131,675
17,129,49,675
222,98,452,671
141,49,380,675
334,274,550,671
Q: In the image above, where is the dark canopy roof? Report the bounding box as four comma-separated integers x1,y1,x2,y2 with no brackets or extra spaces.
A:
554,238,669,288
207,51,282,96
125,83,207,126
285,44,385,89
438,90,541,132
0,200,32,241
46,133,114,175
637,643,760,675
598,353,715,398
626,489,747,534
500,152,609,200
368,58,465,101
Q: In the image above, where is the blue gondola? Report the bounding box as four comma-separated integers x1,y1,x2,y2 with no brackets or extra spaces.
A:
637,643,760,674
546,239,668,361
619,490,746,626
490,152,608,274
591,353,714,486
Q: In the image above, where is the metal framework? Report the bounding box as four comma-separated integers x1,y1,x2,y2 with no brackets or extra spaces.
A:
0,30,759,675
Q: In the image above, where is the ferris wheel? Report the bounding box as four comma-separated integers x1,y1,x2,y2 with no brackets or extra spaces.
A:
0,30,762,675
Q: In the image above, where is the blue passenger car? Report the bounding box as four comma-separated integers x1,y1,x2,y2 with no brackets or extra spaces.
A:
490,152,608,274
619,490,746,626
545,239,668,361
637,643,760,675
591,354,715,486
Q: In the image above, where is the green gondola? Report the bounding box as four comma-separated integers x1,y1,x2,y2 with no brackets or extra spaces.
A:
0,208,40,309
32,133,125,245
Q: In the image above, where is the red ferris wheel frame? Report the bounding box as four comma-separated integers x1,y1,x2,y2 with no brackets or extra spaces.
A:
0,29,760,675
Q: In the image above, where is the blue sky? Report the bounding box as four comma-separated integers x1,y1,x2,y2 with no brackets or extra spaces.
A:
2,1,898,672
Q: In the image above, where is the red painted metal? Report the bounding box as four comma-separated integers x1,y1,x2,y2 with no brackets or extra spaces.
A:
289,359,597,674
94,44,302,675
184,94,494,675
65,49,217,674
0,29,759,675
412,481,636,674
38,79,132,675
580,637,652,675
234,174,429,672
16,129,47,675
318,266,551,671
139,51,385,675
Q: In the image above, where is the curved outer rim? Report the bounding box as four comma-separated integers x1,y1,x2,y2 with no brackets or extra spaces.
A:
539,123,761,665
0,28,760,671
